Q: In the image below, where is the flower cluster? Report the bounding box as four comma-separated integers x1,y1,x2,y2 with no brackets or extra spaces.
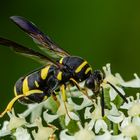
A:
0,64,140,140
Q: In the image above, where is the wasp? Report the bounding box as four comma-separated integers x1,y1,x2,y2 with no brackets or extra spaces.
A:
0,16,128,117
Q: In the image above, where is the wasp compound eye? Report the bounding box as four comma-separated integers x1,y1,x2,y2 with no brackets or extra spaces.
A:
85,77,95,89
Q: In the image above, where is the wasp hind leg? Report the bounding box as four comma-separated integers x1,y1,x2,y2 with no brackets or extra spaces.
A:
0,94,25,117
0,90,44,118
51,91,60,107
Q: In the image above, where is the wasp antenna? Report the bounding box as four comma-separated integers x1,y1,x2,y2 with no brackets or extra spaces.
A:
107,81,128,103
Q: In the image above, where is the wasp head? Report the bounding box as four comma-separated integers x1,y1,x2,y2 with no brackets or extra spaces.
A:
85,70,104,94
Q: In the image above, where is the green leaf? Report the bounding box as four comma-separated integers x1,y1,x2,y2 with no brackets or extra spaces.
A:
113,95,123,109
104,88,111,109
66,120,79,135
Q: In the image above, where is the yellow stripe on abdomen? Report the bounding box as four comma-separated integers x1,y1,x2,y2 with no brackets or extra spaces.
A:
59,58,64,64
41,65,50,80
57,71,62,81
14,86,18,97
75,61,88,73
35,80,39,88
22,77,29,94
24,89,43,96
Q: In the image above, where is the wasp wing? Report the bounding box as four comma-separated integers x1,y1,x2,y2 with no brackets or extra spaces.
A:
10,16,70,61
0,37,57,65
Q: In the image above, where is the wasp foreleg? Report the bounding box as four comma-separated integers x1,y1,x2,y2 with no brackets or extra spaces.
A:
60,84,71,119
70,78,95,104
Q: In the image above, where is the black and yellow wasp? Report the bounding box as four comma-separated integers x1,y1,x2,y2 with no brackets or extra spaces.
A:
0,16,127,117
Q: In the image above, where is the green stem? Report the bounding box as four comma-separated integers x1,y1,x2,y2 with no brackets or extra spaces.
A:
113,123,118,135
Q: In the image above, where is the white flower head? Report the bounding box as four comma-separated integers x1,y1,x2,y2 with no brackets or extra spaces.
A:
60,129,75,140
120,117,140,139
7,109,27,130
84,97,108,133
44,97,79,126
0,121,11,137
13,127,31,140
0,109,27,138
95,130,112,140
74,122,95,140
32,118,56,140
116,73,140,88
85,97,103,120
102,64,120,87
107,102,125,123
68,94,93,111
60,122,95,140
20,99,52,123
121,93,140,117
101,64,126,101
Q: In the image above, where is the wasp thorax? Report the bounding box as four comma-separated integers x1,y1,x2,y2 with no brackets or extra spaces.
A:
85,70,104,93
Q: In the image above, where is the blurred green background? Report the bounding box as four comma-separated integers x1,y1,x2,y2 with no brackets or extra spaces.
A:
0,0,140,123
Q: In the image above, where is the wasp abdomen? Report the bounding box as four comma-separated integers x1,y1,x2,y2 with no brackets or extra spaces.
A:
14,65,57,104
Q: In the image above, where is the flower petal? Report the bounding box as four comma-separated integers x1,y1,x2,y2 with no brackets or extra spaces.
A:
65,112,80,126
60,129,74,140
0,121,11,137
121,73,140,88
74,127,95,140
109,88,118,101
95,131,111,140
95,119,107,134
65,114,71,126
107,103,124,123
43,110,59,123
7,110,27,130
109,86,125,101
69,95,92,110
13,127,32,140
84,107,92,119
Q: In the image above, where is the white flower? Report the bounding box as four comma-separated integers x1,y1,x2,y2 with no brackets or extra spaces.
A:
102,64,126,101
84,97,124,133
95,131,126,140
102,64,121,87
121,93,140,117
103,63,140,88
13,127,31,140
120,117,140,139
0,109,27,137
68,94,93,110
74,122,95,140
84,97,108,133
20,98,55,123
60,129,75,140
0,121,11,137
7,109,27,130
32,118,56,140
107,102,125,123
116,73,140,88
43,97,79,126
101,64,140,102
95,130,112,140
60,129,126,140
60,122,95,140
